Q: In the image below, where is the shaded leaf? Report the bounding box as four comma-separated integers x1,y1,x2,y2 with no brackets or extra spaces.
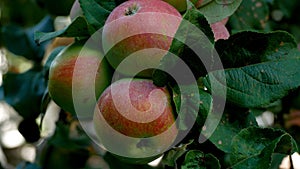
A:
204,56,300,108
229,0,270,31
48,122,90,150
79,0,112,31
205,105,258,153
16,162,41,169
18,119,40,143
103,152,154,169
39,88,51,129
34,16,90,44
171,84,200,130
153,8,214,87
43,46,66,78
2,16,54,62
0,87,3,100
3,67,47,119
272,0,299,19
162,140,194,167
198,0,242,24
215,31,299,69
181,150,220,169
229,127,297,169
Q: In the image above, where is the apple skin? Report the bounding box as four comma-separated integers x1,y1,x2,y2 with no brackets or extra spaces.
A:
48,41,112,115
93,78,178,164
102,0,182,77
163,0,203,12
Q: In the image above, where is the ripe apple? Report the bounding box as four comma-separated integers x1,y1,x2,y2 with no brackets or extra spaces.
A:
93,78,178,164
48,41,112,116
102,0,182,77
163,0,203,12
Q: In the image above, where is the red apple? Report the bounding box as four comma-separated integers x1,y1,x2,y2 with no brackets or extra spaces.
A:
163,0,203,12
48,41,112,116
102,0,182,77
93,78,178,164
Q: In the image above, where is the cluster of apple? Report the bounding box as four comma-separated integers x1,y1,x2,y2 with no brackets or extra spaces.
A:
48,0,227,164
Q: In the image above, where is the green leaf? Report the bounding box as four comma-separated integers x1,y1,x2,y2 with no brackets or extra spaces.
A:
198,0,242,24
3,67,47,119
228,0,270,31
181,150,221,169
34,16,90,44
16,162,41,169
79,0,112,31
39,88,51,129
0,86,4,100
272,0,299,19
103,152,154,169
204,56,300,108
94,0,116,11
215,31,298,68
205,105,258,153
2,16,54,62
43,46,66,78
196,89,213,129
18,119,40,143
171,84,200,130
270,153,286,169
162,140,194,167
48,122,91,150
204,31,300,108
229,127,298,169
153,8,214,86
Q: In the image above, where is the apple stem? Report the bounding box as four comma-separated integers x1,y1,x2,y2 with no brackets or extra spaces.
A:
125,3,140,16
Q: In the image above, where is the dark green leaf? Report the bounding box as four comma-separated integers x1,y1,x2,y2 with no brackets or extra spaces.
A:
229,127,298,169
79,0,112,31
16,162,41,169
103,152,154,169
94,0,116,13
48,122,90,150
229,0,270,32
205,106,258,153
162,140,193,167
0,86,3,100
2,16,54,62
270,153,286,169
39,88,51,129
43,46,66,78
34,16,90,44
18,119,40,143
3,67,47,119
171,84,200,130
196,88,213,129
215,31,298,69
181,150,221,169
198,0,242,24
272,0,299,19
204,56,300,108
153,8,214,86
39,141,89,169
